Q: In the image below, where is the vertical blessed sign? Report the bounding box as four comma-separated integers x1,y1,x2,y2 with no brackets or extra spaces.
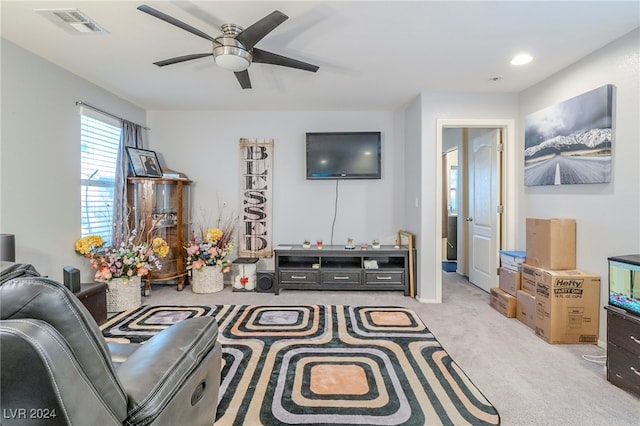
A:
239,138,273,257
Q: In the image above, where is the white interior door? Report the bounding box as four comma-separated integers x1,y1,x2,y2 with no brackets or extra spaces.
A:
467,129,501,292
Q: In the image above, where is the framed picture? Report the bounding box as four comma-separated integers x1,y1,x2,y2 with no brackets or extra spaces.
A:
524,84,614,186
126,147,162,177
398,230,416,298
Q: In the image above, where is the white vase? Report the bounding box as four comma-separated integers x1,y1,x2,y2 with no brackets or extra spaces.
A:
104,276,142,313
191,266,224,293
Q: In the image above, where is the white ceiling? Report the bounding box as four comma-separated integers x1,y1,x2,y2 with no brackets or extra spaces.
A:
2,1,639,111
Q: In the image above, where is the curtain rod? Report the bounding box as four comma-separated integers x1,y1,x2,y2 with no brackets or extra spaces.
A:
75,101,150,130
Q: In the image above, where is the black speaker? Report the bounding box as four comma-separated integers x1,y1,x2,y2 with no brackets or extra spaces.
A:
63,266,81,293
256,271,275,293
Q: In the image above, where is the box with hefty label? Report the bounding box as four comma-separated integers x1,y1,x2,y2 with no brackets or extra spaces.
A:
533,267,600,344
526,218,576,270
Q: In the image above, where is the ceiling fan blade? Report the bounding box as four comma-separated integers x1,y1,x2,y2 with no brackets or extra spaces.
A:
252,48,319,72
235,70,252,89
235,11,288,50
137,4,220,45
153,53,212,67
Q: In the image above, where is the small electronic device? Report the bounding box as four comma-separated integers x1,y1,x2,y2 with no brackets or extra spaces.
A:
256,271,276,293
63,266,81,293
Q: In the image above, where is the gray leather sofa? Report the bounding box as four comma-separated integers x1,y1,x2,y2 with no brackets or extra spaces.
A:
0,264,222,425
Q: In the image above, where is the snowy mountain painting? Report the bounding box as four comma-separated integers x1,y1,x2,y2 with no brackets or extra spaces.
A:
524,85,614,186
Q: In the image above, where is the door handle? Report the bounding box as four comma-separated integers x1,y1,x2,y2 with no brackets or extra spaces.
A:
466,217,473,222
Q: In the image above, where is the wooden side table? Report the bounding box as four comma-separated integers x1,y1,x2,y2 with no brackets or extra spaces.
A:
75,282,108,325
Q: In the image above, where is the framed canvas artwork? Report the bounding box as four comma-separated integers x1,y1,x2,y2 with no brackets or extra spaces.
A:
524,84,614,186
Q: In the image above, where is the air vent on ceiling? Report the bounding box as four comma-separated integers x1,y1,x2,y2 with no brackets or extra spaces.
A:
36,8,108,35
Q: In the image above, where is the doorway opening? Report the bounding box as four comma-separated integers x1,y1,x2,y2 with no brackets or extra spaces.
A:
442,147,458,273
435,119,516,300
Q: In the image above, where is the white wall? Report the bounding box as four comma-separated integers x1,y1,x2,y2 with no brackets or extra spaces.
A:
519,28,640,342
442,128,462,152
401,96,423,295
146,110,403,256
0,39,146,281
403,96,423,236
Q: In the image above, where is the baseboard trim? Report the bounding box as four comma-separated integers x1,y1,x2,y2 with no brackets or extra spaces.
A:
415,296,441,303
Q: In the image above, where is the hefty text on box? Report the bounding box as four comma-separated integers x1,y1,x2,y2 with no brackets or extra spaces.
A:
553,279,584,296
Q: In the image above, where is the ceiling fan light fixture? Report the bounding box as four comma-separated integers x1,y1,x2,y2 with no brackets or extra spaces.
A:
138,5,319,89
213,45,252,72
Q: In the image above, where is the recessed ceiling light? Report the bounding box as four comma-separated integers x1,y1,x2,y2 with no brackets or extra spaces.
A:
510,54,533,66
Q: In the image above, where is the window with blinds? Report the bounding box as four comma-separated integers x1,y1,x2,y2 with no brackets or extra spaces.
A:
80,111,121,246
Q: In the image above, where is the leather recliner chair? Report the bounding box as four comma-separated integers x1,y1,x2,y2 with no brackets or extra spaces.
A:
0,267,222,425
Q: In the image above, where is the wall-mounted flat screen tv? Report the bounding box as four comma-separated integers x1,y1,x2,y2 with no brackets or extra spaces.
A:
306,132,381,179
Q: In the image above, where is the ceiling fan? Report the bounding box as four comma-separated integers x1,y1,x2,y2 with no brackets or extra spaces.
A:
137,4,319,89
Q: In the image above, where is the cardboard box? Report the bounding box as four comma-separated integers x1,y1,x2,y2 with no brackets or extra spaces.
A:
521,263,539,295
489,287,517,318
499,267,521,296
526,218,576,270
499,250,526,272
516,290,536,329
533,268,600,344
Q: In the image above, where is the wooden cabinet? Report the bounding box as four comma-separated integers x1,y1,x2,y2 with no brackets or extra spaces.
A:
606,306,640,397
127,177,191,293
274,245,409,295
76,282,107,325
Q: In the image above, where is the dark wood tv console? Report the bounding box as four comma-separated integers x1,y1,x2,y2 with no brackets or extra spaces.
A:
274,245,410,295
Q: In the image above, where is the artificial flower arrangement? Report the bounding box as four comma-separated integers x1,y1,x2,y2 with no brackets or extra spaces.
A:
75,224,169,281
185,210,236,272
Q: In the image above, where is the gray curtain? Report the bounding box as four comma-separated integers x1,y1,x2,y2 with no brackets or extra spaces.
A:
112,121,146,246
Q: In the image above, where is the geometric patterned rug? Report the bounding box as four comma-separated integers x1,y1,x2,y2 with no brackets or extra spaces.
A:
102,305,500,425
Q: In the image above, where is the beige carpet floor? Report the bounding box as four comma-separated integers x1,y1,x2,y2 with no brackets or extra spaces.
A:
138,272,639,426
